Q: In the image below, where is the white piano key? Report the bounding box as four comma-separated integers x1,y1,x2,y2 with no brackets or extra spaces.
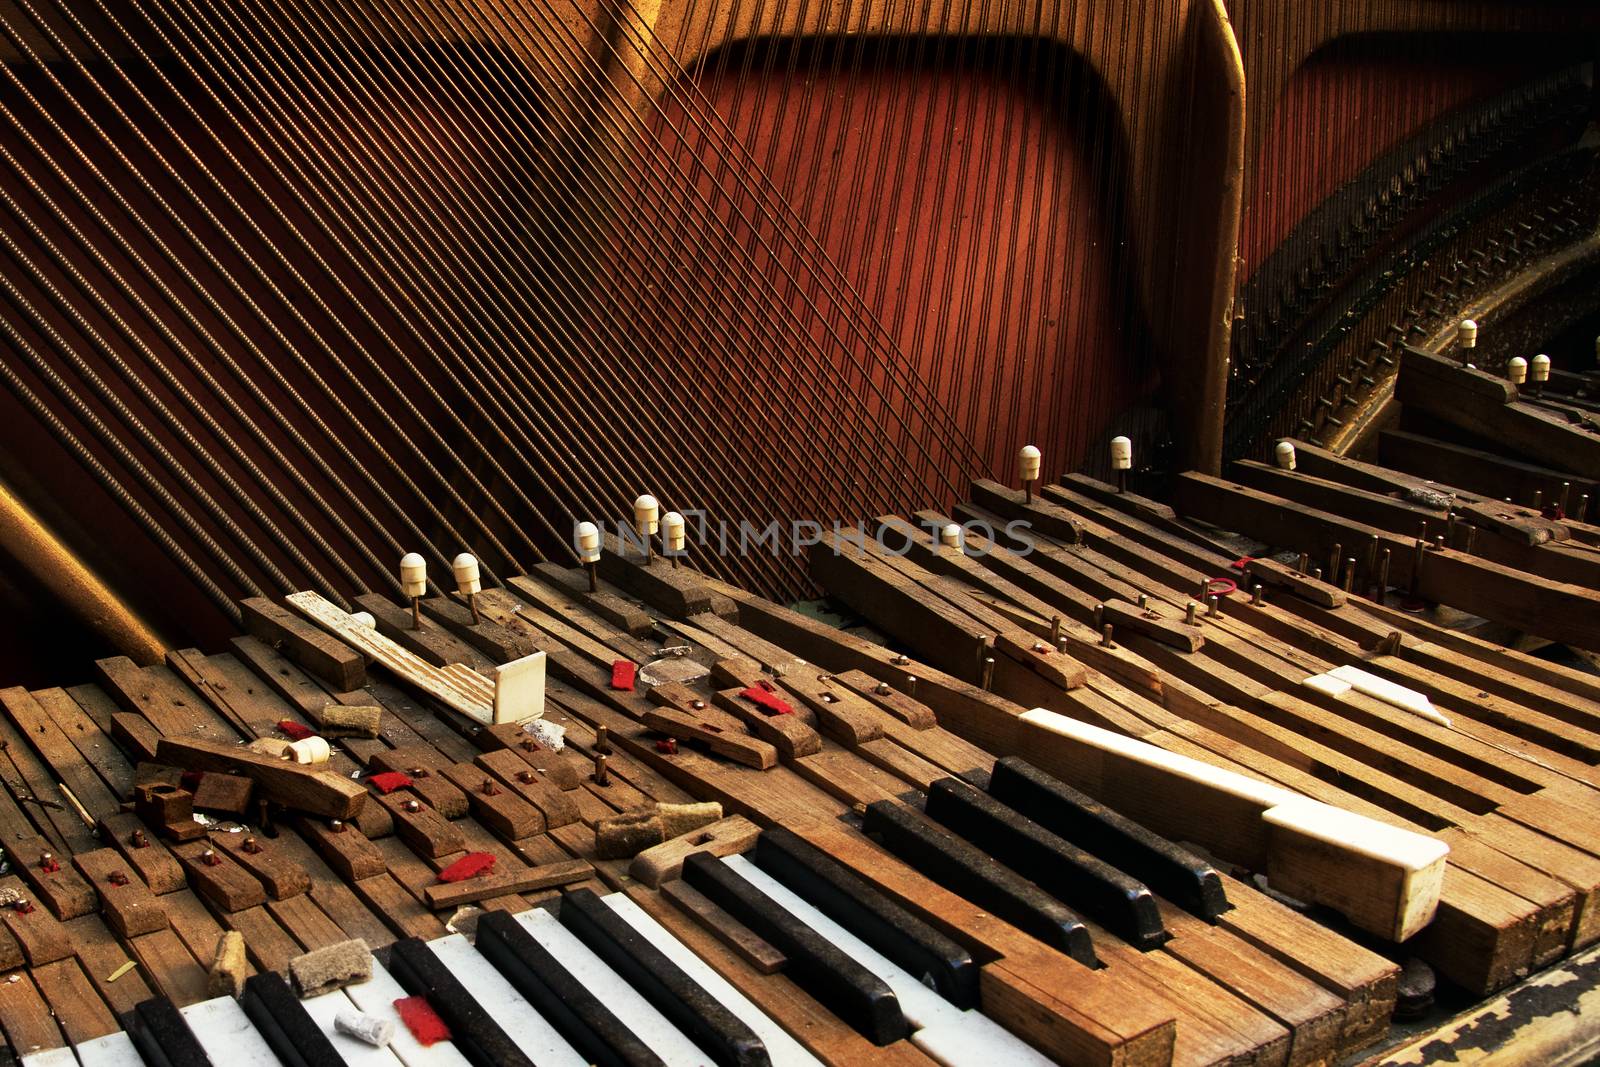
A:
724,855,1054,1067
300,987,405,1067
69,1032,141,1067
602,892,822,1067
179,994,282,1066
341,957,473,1067
425,934,586,1067
513,907,714,1066
18,1048,77,1067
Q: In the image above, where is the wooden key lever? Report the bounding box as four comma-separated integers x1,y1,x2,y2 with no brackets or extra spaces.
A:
1015,708,1449,941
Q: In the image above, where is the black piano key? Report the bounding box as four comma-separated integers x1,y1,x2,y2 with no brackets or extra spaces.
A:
238,971,346,1067
388,936,536,1067
475,909,667,1067
752,825,980,1009
925,776,1170,949
126,998,211,1067
682,851,911,1047
987,756,1232,920
861,800,1101,968
558,889,770,1067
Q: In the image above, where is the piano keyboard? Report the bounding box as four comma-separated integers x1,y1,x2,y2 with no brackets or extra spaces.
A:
8,442,1597,1066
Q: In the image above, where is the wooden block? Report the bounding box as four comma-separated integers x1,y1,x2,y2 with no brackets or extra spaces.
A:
211,834,311,900
476,724,583,791
350,872,448,942
365,749,470,818
474,749,580,828
171,841,267,912
423,859,593,909
627,815,760,888
110,712,161,762
298,816,387,882
0,875,72,965
830,669,938,729
240,596,367,690
156,736,367,819
72,849,169,938
711,687,823,758
639,706,778,769
783,678,886,745
437,762,544,841
189,772,254,814
0,968,63,1056
378,792,467,858
660,877,786,975
0,829,97,919
99,813,186,894
529,562,653,635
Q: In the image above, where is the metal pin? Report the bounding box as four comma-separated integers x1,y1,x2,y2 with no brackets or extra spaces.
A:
330,819,345,833
481,778,499,796
980,656,995,691
202,849,220,867
1049,616,1061,646
1533,490,1543,510
1445,511,1456,547
243,837,261,854
130,829,147,849
1100,624,1115,648
517,770,534,784
589,752,609,786
1296,552,1309,574
1311,566,1322,581
1411,538,1426,595
1581,494,1591,522
1136,593,1148,610
1094,604,1105,631
1341,558,1356,593
1561,482,1572,515
1377,549,1391,601
875,682,892,696
595,725,611,755
1206,595,1220,618
1365,536,1378,583
1185,602,1198,626
404,799,421,813
1463,525,1477,555
905,676,918,698
1327,542,1342,581
1435,535,1446,550
1251,584,1264,606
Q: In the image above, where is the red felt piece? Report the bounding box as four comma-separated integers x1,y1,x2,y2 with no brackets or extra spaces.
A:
739,686,794,716
611,660,637,691
394,996,451,1046
1230,556,1254,571
437,852,495,883
277,720,315,741
368,771,414,795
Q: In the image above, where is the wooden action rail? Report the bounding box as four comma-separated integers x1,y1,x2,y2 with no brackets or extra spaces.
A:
0,560,1416,1067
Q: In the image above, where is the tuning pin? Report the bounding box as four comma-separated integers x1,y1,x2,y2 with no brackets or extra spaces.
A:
1531,353,1551,397
1274,440,1296,471
575,521,601,592
1508,356,1527,386
1457,318,1477,351
399,552,427,630
662,512,685,569
1018,445,1041,504
940,523,963,552
1110,436,1132,493
452,553,482,624
634,495,659,564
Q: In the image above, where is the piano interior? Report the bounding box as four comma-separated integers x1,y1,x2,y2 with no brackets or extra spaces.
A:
0,0,1593,1063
